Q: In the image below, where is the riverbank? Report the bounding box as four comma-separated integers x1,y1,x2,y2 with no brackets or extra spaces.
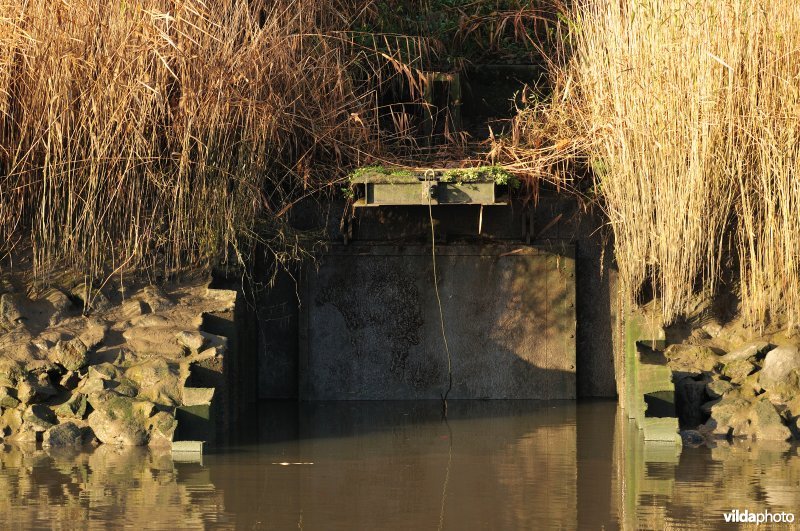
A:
662,308,800,444
0,274,235,448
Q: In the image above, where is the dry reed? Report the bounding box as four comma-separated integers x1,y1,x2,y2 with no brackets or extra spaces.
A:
510,0,800,328
0,0,418,283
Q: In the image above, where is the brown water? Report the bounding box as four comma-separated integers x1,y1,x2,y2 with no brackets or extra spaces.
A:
1,401,799,530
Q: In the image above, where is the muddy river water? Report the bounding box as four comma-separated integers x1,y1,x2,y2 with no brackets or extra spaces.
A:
1,401,799,529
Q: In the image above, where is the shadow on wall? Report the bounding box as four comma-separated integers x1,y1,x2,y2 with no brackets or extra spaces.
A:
259,195,619,400
300,243,576,400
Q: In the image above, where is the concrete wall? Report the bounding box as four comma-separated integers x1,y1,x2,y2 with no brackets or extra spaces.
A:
256,193,619,399
299,243,575,400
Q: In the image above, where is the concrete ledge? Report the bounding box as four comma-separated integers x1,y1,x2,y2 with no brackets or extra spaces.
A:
641,417,681,443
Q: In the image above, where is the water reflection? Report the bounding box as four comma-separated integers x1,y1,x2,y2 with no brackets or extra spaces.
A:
1,401,799,530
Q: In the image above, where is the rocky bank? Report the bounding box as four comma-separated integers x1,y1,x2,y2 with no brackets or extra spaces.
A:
668,319,800,444
0,275,235,448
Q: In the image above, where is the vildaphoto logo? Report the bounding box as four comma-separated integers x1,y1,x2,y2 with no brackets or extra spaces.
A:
723,509,795,525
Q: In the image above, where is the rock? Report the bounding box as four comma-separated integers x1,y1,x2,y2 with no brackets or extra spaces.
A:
139,285,174,312
130,314,171,327
744,397,792,441
42,422,85,448
721,359,756,383
31,337,54,352
0,386,20,409
86,392,157,446
119,299,148,320
701,320,723,338
680,429,706,446
0,293,26,324
0,359,24,387
108,378,138,398
75,363,121,395
16,374,57,404
665,344,721,373
59,371,80,390
0,407,22,437
148,411,177,447
78,318,108,350
54,393,88,419
0,340,39,363
8,427,38,444
703,396,752,436
70,282,113,313
23,404,56,432
125,359,184,406
720,341,772,363
123,326,185,358
42,288,77,326
53,337,89,371
739,373,763,398
88,363,120,380
759,345,800,396
76,374,107,395
176,331,205,354
707,379,734,398
182,387,214,406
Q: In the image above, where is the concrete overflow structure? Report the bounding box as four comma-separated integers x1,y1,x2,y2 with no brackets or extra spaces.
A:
253,188,621,402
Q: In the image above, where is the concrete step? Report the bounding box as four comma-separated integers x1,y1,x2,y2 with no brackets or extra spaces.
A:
641,417,681,443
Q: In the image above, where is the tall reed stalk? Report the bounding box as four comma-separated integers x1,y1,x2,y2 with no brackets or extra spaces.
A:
0,0,409,282
515,0,800,328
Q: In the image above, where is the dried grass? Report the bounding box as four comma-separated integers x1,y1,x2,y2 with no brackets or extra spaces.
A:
509,0,800,328
0,0,419,283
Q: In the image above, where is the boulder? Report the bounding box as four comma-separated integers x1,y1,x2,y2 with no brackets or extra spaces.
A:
147,411,177,447
119,299,148,320
109,378,139,398
16,374,57,404
70,282,113,313
125,359,184,406
0,292,26,324
0,386,20,409
707,379,734,399
743,397,792,441
59,371,80,390
703,396,751,436
53,338,89,371
0,359,23,387
721,359,756,383
88,363,120,380
759,345,800,397
0,408,22,436
23,404,56,432
78,318,108,350
176,331,205,354
86,392,157,446
720,341,772,363
54,393,88,419
41,288,77,326
123,326,185,358
138,285,174,312
42,422,85,448
665,344,721,373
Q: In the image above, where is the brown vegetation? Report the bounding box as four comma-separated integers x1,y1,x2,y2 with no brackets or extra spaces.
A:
0,0,423,282
507,0,800,329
